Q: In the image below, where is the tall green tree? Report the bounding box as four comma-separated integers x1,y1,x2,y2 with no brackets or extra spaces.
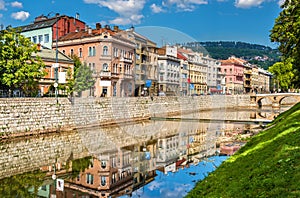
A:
0,28,45,96
270,0,300,86
268,58,295,91
73,62,95,96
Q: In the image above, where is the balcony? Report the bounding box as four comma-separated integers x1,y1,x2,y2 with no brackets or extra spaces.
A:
119,57,133,63
121,73,133,79
100,70,111,78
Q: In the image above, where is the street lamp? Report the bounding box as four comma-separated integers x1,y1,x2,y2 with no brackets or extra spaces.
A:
55,13,59,103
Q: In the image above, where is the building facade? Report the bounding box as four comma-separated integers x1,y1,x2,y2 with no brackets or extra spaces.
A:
19,13,85,49
157,46,181,96
221,56,245,94
56,24,136,97
31,44,73,96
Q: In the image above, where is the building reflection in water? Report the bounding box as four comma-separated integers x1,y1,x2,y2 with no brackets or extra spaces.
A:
0,108,282,197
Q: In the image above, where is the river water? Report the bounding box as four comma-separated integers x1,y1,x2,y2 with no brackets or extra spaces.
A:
0,106,290,198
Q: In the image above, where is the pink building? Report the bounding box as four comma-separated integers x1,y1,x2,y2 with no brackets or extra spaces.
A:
221,56,246,94
56,24,136,97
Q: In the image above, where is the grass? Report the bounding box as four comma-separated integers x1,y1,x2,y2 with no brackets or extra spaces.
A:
186,103,300,198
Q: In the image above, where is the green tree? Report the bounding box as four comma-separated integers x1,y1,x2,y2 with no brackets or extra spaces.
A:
66,55,95,96
73,62,95,96
270,1,300,86
268,58,295,91
0,28,45,96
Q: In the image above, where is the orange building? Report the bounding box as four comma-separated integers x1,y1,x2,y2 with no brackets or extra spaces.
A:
56,24,136,97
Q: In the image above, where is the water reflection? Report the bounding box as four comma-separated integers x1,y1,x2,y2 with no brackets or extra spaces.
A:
0,107,287,197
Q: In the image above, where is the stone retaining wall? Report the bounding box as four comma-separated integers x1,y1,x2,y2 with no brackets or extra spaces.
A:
0,95,251,136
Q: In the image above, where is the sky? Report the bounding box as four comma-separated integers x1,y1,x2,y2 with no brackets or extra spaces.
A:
0,0,283,48
120,156,228,198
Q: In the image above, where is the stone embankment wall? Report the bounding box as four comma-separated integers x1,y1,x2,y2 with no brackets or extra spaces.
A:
0,95,250,136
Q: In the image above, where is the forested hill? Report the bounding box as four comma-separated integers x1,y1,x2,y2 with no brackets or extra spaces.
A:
183,41,280,69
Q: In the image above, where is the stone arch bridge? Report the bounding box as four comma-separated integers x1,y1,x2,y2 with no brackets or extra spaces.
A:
250,93,300,108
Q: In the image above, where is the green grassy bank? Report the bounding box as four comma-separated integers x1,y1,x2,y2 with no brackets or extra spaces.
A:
186,103,300,197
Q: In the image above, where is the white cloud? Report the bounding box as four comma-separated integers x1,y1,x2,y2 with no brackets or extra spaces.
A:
162,0,208,12
277,0,285,6
150,3,165,13
0,0,5,10
11,11,30,21
0,13,3,18
11,1,22,8
235,0,265,8
83,0,146,25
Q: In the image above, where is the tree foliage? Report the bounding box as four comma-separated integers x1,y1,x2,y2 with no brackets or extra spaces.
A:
268,58,295,91
270,0,300,86
0,28,45,96
72,57,95,95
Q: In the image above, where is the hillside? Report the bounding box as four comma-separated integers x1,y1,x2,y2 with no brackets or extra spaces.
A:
183,41,281,70
185,103,300,197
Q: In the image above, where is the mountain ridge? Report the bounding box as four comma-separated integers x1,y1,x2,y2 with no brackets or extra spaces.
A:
182,41,280,69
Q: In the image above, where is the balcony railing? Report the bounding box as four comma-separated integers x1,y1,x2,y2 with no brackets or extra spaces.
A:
119,57,133,63
100,70,111,78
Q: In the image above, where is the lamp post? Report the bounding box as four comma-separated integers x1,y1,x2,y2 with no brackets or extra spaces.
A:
54,13,59,103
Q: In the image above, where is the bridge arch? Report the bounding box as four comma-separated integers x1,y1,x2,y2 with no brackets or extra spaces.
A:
251,93,300,108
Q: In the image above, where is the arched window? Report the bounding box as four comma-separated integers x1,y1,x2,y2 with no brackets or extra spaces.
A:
103,46,108,55
103,63,108,71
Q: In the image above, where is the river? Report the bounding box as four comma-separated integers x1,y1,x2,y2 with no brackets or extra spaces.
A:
0,106,291,198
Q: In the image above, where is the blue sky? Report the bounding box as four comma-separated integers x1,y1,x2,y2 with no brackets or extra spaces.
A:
120,156,228,198
0,0,283,47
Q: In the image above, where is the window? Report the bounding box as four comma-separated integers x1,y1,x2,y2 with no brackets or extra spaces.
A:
86,173,94,185
70,49,74,56
62,50,65,54
113,47,118,57
79,48,82,58
112,173,117,184
103,63,108,71
44,34,49,43
92,46,96,56
32,36,37,43
101,176,106,186
101,160,106,169
103,46,108,55
38,35,43,43
88,46,96,56
92,63,95,73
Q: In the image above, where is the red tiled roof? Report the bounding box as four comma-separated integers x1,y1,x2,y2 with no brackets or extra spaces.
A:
221,56,247,66
177,52,187,60
58,28,116,41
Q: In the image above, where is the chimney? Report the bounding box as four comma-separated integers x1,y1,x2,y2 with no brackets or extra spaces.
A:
75,13,80,19
113,25,119,32
96,23,101,30
88,27,92,34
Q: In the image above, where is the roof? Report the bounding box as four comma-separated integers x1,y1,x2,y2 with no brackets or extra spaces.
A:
18,18,58,32
177,52,187,60
221,56,247,66
32,45,73,64
58,28,116,41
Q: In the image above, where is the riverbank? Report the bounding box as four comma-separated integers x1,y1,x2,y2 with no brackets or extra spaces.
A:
186,102,300,197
